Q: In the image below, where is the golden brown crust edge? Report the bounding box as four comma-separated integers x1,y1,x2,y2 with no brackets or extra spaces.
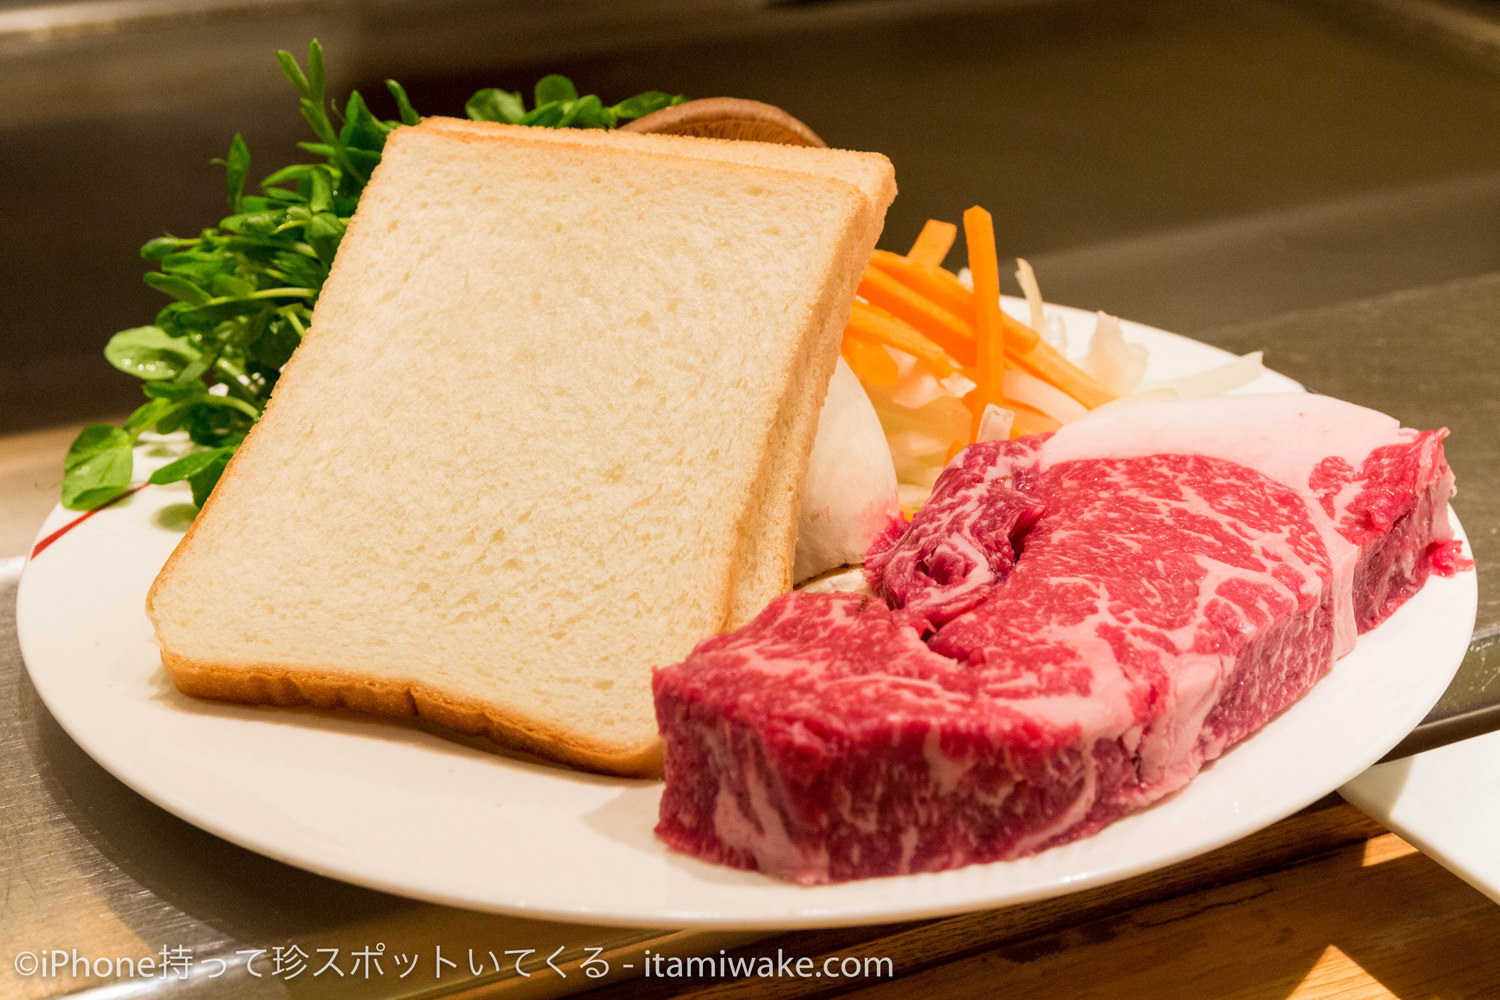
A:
160,650,664,777
724,168,894,626
723,199,878,625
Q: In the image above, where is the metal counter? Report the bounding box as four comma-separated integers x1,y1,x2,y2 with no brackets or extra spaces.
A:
5,0,1500,997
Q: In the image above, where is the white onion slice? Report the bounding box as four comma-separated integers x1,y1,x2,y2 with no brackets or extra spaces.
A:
891,371,946,410
898,481,937,509
1083,312,1149,396
1044,313,1069,352
1016,258,1046,332
1141,351,1266,400
885,342,918,377
976,404,1015,442
1002,368,1090,425
939,371,977,398
794,358,901,582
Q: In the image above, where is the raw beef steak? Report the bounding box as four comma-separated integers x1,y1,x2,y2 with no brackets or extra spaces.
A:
653,396,1464,883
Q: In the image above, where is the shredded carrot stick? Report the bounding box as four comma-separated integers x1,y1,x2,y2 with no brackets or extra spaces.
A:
840,332,900,386
869,250,1045,358
998,310,1043,355
857,266,975,365
907,219,958,268
961,380,985,435
850,208,1121,460
846,300,963,377
871,245,1109,408
869,250,972,316
963,206,1005,435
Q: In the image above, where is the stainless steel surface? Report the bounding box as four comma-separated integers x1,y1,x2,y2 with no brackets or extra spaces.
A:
6,0,1500,996
15,0,1500,430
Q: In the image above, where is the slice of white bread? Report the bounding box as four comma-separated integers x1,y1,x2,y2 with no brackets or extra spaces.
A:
419,118,896,623
146,121,892,776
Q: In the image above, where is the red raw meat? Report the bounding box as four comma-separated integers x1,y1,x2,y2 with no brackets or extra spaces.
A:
654,396,1463,883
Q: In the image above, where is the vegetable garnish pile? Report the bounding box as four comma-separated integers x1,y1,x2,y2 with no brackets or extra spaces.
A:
842,211,1264,507
61,41,683,511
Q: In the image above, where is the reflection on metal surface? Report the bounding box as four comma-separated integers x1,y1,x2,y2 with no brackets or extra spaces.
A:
1317,0,1500,65
1029,171,1500,334
0,0,326,46
0,559,751,998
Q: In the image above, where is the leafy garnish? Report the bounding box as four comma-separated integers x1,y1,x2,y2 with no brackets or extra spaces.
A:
62,426,135,510
62,40,683,510
149,446,237,507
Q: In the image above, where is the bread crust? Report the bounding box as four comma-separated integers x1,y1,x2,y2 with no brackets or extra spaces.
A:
147,121,888,778
160,649,664,775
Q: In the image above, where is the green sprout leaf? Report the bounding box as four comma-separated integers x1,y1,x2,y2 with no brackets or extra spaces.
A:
612,91,683,121
123,398,177,436
61,425,135,509
386,80,420,126
466,88,526,124
149,445,235,487
188,451,232,507
104,325,200,380
534,75,579,107
222,134,250,213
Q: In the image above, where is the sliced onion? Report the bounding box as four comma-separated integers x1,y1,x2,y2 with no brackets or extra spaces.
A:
898,481,938,509
890,370,945,410
939,370,977,398
1083,312,1149,396
1126,387,1180,403
976,404,1015,442
1142,351,1265,399
1016,257,1046,333
794,358,900,582
885,342,918,377
1043,313,1068,352
1014,257,1069,354
874,392,972,501
1002,368,1090,425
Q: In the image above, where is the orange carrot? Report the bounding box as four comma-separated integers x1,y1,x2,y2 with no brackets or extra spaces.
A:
963,206,1005,435
846,300,962,376
869,250,1044,357
857,266,975,365
869,250,973,316
998,310,1042,355
907,219,958,268
840,332,899,386
871,245,1109,408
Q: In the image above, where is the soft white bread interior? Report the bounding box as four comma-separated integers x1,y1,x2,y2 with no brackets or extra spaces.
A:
420,118,896,623
146,121,890,776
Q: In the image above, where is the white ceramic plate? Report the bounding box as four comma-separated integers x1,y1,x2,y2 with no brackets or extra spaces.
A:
17,303,1477,929
1340,729,1500,904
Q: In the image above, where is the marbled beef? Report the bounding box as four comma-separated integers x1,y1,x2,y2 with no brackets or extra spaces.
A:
653,396,1465,883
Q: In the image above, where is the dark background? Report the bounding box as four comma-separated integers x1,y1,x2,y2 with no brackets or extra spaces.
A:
7,0,1500,432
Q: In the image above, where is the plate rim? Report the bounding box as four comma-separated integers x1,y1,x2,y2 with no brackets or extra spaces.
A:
15,308,1478,929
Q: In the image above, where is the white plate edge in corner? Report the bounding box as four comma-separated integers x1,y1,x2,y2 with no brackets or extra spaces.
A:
1340,726,1500,906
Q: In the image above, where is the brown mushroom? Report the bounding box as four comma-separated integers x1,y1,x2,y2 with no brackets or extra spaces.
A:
620,97,826,147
